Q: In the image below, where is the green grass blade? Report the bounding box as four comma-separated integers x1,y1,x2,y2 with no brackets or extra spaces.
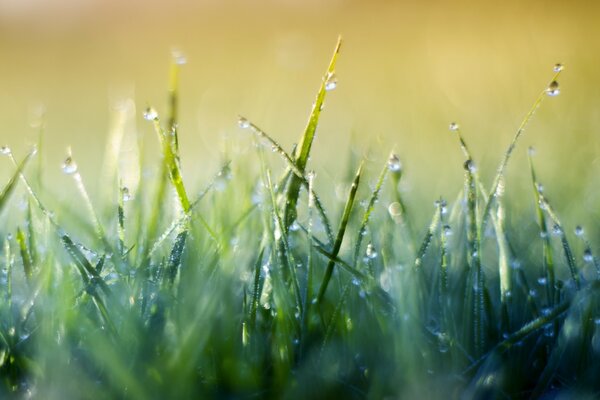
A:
528,150,556,306
283,36,342,229
352,160,388,267
165,229,188,286
240,118,334,244
316,161,362,304
148,114,190,212
16,228,33,282
538,194,580,290
0,149,35,215
413,206,441,270
479,67,564,235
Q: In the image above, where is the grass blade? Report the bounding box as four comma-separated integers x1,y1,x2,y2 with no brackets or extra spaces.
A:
0,149,35,215
528,150,556,306
316,162,362,304
283,36,342,230
479,67,564,235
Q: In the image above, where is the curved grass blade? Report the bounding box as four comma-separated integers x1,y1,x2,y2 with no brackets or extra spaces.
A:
479,66,564,235
413,206,441,270
0,149,35,215
463,297,572,376
316,162,362,304
284,36,342,230
538,194,580,290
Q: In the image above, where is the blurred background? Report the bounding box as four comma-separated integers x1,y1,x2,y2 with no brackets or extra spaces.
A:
1,0,600,225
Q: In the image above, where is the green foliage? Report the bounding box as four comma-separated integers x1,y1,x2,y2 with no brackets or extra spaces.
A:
0,46,599,400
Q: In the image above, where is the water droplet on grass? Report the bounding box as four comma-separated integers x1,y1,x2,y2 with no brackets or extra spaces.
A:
238,117,250,129
443,225,453,236
553,63,564,72
546,81,560,96
537,277,548,285
388,154,402,172
62,157,78,174
449,122,459,132
289,220,300,232
120,187,132,202
351,277,361,286
0,146,11,155
143,107,158,121
365,242,378,259
171,49,187,65
552,224,563,236
464,159,477,173
437,332,450,353
324,72,337,91
583,248,593,263
575,226,584,236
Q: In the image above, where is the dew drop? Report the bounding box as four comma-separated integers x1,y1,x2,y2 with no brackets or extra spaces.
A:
238,117,250,129
464,159,477,173
449,122,459,132
528,146,536,156
143,107,158,121
365,242,378,259
443,225,453,236
546,81,560,97
437,332,450,353
8,327,15,337
536,183,544,194
537,277,548,286
171,49,187,65
575,226,584,237
324,72,337,91
388,154,402,172
541,307,551,316
552,224,563,236
62,156,78,175
0,146,11,155
351,277,361,286
553,63,564,72
388,202,402,218
121,187,133,202
583,248,593,263
289,220,300,232
529,289,538,298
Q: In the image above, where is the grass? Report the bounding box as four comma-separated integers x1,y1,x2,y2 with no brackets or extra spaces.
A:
0,41,599,399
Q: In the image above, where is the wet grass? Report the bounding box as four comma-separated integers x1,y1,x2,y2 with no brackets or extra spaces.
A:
0,43,599,399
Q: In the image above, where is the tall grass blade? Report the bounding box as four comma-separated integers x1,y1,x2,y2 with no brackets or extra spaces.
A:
241,117,334,244
0,149,35,215
16,228,33,282
316,162,362,304
529,151,556,306
480,67,564,234
284,36,342,230
352,160,388,267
